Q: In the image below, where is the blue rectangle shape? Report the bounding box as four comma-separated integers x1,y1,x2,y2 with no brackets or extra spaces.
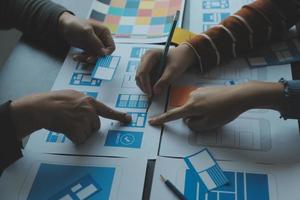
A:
208,191,217,200
50,134,58,143
118,25,133,34
105,130,143,148
151,17,166,25
27,164,115,200
90,10,106,22
219,193,235,200
203,13,214,22
123,8,137,16
85,92,98,99
126,1,139,8
237,172,245,200
246,173,269,200
108,7,123,16
184,169,206,200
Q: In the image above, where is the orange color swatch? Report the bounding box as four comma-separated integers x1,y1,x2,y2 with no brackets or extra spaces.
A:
169,86,198,107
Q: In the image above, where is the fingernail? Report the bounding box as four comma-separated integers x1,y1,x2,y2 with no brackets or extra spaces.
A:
87,57,94,63
125,114,132,122
73,55,79,61
148,118,156,125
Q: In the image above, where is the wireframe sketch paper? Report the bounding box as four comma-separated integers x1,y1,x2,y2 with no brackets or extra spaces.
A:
183,149,229,193
0,152,147,200
25,44,167,159
188,0,254,33
150,157,300,200
92,55,121,80
88,0,186,43
159,62,300,163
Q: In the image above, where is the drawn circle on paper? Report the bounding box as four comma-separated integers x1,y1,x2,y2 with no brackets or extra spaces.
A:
120,134,135,146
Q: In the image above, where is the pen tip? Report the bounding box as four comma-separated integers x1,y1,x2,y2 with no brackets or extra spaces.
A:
160,175,166,182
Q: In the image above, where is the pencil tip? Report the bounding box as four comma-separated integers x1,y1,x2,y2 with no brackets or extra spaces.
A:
160,174,166,182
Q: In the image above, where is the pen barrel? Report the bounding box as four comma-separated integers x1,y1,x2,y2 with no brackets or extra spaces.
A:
165,180,187,200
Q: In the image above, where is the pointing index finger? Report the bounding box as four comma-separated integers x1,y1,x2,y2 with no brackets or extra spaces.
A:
94,100,132,123
149,106,190,125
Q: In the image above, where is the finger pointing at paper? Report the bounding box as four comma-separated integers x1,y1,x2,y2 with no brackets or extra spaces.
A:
149,85,250,132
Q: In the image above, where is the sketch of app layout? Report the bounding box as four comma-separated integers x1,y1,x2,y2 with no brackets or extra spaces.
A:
188,117,271,151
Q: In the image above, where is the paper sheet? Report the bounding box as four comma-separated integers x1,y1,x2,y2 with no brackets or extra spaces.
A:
188,0,254,34
159,61,300,163
0,151,147,200
25,44,167,159
150,157,300,200
88,0,186,44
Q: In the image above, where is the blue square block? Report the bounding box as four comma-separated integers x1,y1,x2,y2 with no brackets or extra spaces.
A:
150,17,166,25
123,8,138,16
118,25,133,34
105,130,143,148
219,193,235,200
108,7,123,16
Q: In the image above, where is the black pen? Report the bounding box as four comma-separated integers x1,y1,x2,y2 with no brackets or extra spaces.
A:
146,10,180,112
160,175,187,200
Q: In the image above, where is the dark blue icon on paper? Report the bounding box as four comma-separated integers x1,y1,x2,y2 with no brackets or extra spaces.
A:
105,130,143,149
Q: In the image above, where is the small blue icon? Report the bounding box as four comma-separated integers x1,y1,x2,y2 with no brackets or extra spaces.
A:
126,60,140,72
105,130,143,149
46,132,67,143
85,92,98,99
27,164,115,200
116,94,148,109
70,72,101,86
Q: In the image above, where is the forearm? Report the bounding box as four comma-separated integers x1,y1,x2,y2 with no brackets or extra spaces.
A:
0,101,23,173
0,0,68,40
187,0,300,72
237,80,300,120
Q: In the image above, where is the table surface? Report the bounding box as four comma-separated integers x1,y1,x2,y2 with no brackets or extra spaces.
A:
0,1,298,199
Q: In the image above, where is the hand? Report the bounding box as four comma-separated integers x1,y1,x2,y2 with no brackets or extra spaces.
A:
149,82,285,132
59,12,115,64
135,44,198,97
10,90,131,144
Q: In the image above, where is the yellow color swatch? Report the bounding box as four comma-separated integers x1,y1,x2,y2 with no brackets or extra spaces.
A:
152,8,168,17
136,17,151,25
172,28,197,45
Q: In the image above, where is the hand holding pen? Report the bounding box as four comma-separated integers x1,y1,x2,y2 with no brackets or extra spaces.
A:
135,11,198,112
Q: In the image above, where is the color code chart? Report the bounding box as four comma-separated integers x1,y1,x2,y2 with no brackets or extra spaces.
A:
90,0,185,43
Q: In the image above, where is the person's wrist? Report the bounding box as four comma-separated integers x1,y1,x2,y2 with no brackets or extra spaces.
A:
10,100,41,139
178,43,199,68
237,81,285,112
58,12,75,37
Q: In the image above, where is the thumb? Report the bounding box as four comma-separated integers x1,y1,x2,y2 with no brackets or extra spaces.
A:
153,66,175,95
